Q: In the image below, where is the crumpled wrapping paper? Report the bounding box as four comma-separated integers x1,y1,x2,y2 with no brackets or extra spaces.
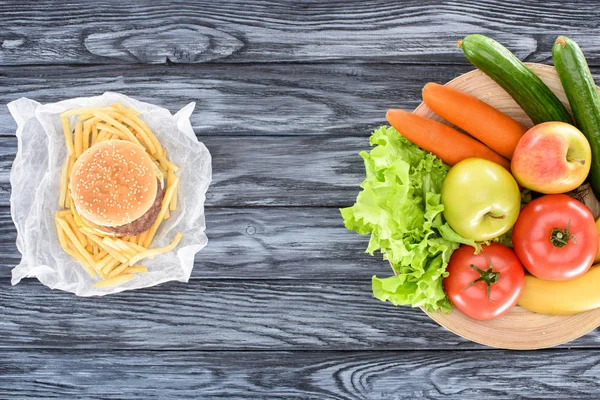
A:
8,92,212,296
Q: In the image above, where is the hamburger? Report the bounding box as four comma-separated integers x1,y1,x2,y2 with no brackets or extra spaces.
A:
69,140,164,236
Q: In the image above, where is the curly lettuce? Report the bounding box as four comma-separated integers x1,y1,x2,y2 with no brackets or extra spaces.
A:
341,126,476,313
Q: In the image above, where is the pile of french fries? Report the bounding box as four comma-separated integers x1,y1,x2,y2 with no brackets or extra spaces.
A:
55,103,182,288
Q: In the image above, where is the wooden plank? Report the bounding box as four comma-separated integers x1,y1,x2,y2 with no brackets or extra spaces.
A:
0,279,598,350
0,207,388,279
1,349,599,399
1,1,600,65
0,63,470,136
0,135,371,207
4,63,600,137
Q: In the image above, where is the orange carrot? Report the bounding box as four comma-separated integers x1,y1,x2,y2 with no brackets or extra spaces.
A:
422,82,527,159
386,109,511,169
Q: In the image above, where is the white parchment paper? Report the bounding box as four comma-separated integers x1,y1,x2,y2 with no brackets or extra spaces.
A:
8,92,212,296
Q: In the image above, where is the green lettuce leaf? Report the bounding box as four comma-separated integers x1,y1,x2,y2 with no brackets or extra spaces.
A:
341,126,476,313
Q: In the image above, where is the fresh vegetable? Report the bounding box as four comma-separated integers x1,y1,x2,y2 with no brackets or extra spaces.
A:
386,109,510,169
512,194,598,281
422,82,527,159
518,265,600,315
441,158,521,241
511,122,591,194
459,34,572,125
553,36,600,199
444,243,524,321
341,126,476,312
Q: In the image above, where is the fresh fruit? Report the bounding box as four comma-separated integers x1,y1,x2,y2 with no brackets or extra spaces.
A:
553,36,600,199
510,122,591,194
459,34,572,125
422,82,527,159
595,217,600,263
444,243,524,321
441,158,520,241
518,265,600,315
386,109,510,169
512,194,598,281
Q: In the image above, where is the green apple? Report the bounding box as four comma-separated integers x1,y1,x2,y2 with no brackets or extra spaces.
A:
441,158,521,241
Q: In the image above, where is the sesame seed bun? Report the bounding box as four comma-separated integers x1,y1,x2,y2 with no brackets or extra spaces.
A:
69,140,158,227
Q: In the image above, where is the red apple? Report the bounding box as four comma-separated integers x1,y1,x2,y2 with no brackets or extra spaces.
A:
511,122,591,194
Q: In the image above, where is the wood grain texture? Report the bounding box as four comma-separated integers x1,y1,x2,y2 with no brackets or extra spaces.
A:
0,135,370,207
0,63,472,136
3,63,600,137
1,349,599,399
0,206,389,279
1,1,600,65
0,279,598,351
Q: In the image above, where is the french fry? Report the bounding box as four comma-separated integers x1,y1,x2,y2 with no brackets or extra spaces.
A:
93,111,142,146
59,158,69,208
55,214,70,250
143,176,179,247
67,155,75,180
111,103,141,118
56,218,96,268
163,209,169,220
91,124,99,144
95,130,109,143
95,123,126,139
82,119,92,151
61,107,115,117
131,233,183,266
102,258,122,275
74,121,83,158
108,111,156,154
157,153,179,172
95,253,118,272
107,263,131,278
82,232,128,263
94,273,134,289
168,170,178,211
66,247,97,278
78,113,94,121
136,118,163,155
135,231,147,247
63,213,87,248
61,116,74,156
93,249,108,261
117,238,146,253
102,237,136,258
126,265,148,274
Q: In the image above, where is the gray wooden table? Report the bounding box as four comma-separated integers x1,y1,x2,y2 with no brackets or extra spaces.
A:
1,1,599,399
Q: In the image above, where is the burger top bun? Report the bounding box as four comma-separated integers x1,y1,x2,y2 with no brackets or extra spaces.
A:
69,140,158,227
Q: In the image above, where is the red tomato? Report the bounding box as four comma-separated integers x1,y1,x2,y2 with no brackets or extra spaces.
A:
512,194,598,281
444,243,524,321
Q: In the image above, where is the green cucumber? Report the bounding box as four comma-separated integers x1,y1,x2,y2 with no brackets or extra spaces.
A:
553,36,600,198
460,34,572,125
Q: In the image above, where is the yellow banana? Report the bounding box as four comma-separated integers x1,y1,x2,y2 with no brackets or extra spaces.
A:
517,265,600,315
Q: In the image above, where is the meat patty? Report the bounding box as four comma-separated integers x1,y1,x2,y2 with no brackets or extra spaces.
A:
104,179,165,236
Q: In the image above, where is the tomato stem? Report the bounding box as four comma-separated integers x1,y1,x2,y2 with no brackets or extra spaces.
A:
462,257,499,301
550,219,577,248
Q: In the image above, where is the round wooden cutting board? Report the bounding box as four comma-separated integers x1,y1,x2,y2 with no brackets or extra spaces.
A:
415,63,600,350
